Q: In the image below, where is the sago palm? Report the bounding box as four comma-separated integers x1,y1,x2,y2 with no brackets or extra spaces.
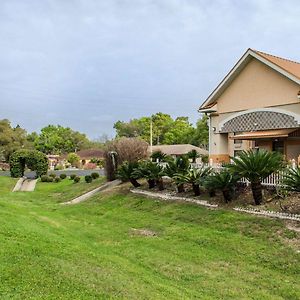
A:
205,170,239,203
165,156,190,193
180,167,212,196
116,161,141,187
187,149,200,163
283,167,300,192
228,149,283,205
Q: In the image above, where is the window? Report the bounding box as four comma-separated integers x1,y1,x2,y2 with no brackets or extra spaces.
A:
272,140,284,154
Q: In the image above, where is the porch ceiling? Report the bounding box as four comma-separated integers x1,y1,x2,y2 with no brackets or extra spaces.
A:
230,129,296,140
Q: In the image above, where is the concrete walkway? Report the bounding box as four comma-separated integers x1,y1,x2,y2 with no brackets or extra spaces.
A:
62,179,121,205
13,178,38,192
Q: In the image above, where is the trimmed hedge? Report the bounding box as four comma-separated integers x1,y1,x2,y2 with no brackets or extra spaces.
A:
73,176,80,183
91,172,100,179
85,175,93,183
60,173,67,179
9,149,48,178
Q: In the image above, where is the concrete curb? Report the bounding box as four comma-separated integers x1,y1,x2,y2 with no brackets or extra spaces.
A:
62,179,121,205
130,189,218,208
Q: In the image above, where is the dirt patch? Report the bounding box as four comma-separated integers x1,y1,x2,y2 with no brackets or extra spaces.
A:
130,228,158,237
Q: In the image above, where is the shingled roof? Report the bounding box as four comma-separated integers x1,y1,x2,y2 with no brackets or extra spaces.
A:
149,144,208,156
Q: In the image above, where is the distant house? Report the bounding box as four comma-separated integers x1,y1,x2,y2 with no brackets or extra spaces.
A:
149,144,208,162
199,48,300,164
75,149,104,164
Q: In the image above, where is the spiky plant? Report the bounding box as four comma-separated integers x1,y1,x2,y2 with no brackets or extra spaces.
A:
228,150,284,205
165,156,190,193
205,170,239,203
116,161,141,187
150,150,166,162
134,161,165,190
179,167,212,196
187,149,200,163
283,167,300,192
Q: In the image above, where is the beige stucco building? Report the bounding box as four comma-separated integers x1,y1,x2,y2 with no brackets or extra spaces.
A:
199,48,300,164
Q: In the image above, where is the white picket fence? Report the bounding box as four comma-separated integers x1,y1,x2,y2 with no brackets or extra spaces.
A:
158,162,291,187
191,163,288,187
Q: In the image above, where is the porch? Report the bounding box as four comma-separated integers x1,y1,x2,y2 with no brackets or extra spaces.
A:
230,128,300,163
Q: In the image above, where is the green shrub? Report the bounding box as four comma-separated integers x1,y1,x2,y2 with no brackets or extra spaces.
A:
49,173,56,178
91,172,99,179
54,177,61,183
41,175,49,182
60,173,67,179
47,176,54,182
85,175,93,183
9,149,48,178
70,174,76,180
283,167,300,192
73,176,80,183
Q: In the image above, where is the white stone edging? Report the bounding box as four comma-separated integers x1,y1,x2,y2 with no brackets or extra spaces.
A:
233,207,300,222
130,189,218,208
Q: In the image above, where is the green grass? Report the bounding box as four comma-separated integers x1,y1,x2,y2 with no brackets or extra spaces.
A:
0,176,299,299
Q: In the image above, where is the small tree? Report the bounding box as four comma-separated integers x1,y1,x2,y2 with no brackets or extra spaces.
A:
67,153,80,167
228,150,284,205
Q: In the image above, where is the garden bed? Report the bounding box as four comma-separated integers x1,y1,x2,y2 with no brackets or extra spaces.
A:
131,182,300,221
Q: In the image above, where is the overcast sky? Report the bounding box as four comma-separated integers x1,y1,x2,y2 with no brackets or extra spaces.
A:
1,0,300,139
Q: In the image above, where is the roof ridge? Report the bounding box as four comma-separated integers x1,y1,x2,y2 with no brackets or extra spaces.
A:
253,49,300,66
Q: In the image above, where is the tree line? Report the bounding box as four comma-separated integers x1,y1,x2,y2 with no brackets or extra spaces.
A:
114,112,208,147
0,113,209,162
0,119,100,162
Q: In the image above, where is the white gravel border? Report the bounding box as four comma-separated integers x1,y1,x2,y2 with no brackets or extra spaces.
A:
130,189,218,208
233,207,300,221
131,189,300,222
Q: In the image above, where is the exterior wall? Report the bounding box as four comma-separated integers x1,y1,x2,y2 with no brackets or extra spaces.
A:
217,58,300,114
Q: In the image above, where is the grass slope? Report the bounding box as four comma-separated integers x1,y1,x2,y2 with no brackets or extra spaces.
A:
0,177,299,299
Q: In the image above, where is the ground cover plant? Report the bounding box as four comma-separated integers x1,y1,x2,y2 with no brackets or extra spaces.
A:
0,176,299,299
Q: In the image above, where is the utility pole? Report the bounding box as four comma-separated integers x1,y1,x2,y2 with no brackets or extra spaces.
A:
150,117,153,154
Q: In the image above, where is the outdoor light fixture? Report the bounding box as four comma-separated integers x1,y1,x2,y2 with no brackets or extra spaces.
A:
297,90,300,99
212,127,216,132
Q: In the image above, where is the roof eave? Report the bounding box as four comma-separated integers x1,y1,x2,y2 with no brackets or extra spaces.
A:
199,48,300,110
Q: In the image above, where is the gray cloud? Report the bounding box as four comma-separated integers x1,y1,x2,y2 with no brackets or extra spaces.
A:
1,0,300,138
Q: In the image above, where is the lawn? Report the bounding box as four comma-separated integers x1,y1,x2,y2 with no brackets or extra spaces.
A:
0,176,299,299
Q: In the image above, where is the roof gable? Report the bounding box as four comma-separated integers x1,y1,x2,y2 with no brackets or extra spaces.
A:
199,49,300,110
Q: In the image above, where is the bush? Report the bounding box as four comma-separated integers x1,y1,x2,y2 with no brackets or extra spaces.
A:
41,175,49,182
70,174,76,180
91,172,99,179
85,175,93,183
104,137,148,181
73,176,81,183
54,177,61,183
49,173,56,178
60,173,67,179
9,149,48,178
283,167,300,192
47,176,54,182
